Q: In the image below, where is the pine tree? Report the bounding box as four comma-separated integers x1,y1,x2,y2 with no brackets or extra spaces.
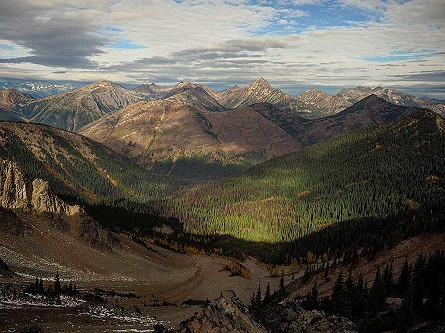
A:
352,274,366,318
398,259,411,295
324,262,330,281
399,286,415,331
250,292,256,309
255,284,262,306
54,271,61,295
305,280,319,309
383,263,394,295
370,267,386,310
332,271,350,316
34,277,39,294
264,283,271,305
279,270,285,298
39,278,44,294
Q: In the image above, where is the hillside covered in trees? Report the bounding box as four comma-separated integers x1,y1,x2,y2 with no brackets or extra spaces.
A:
151,109,444,262
0,121,175,203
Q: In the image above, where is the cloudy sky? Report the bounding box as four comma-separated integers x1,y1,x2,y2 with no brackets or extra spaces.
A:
0,0,444,97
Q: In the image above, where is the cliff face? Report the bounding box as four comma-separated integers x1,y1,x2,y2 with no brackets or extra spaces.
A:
0,159,29,210
0,159,117,249
0,159,82,216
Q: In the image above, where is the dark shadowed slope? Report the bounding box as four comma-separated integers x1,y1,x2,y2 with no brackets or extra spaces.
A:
156,109,444,246
0,121,171,202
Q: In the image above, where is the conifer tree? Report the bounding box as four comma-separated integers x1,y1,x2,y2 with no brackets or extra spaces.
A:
54,271,61,295
398,259,411,295
399,286,415,330
370,267,386,310
383,264,394,295
255,284,262,306
279,270,285,298
264,283,271,305
39,278,44,294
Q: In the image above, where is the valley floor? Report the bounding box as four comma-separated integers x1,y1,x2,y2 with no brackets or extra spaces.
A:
0,218,282,332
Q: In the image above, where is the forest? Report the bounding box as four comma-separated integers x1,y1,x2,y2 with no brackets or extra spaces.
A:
0,110,444,265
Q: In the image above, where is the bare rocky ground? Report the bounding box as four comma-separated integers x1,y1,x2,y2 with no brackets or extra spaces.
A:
0,215,282,332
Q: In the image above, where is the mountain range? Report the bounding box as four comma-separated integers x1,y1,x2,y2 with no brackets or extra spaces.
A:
1,77,441,181
0,80,76,98
80,95,417,181
296,86,445,118
1,77,444,133
1,75,444,332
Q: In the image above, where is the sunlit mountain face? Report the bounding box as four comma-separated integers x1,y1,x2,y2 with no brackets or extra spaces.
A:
0,1,444,333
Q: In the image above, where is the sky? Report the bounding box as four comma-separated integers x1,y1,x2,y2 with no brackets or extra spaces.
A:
0,0,444,97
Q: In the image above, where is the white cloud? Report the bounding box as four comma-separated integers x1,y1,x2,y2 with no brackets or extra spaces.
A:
0,0,444,97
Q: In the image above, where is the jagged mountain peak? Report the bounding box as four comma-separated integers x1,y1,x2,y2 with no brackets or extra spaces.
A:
80,80,124,92
250,77,272,88
299,87,329,97
217,77,293,110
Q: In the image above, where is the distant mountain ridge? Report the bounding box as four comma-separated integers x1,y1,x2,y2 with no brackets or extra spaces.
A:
21,81,147,131
0,89,33,121
296,86,445,117
216,77,297,111
1,77,443,133
0,80,76,98
80,95,417,181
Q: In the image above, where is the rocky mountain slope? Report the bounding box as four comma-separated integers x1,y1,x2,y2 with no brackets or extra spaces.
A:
80,95,417,182
0,121,170,202
0,159,116,250
0,89,33,121
133,83,170,99
216,77,297,111
296,86,445,117
80,99,300,181
20,81,146,131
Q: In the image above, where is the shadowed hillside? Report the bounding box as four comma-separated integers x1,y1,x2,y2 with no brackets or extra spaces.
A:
152,110,444,254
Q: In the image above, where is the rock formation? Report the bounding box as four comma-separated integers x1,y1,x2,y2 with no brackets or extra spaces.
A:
0,159,81,216
175,290,267,333
0,159,117,249
169,290,357,333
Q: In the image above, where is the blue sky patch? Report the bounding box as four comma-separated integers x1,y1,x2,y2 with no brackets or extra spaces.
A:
361,50,436,62
107,39,147,50
0,43,15,51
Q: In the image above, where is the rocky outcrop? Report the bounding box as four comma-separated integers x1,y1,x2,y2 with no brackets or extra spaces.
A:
0,159,118,249
0,159,82,216
260,298,357,333
175,290,267,333
171,291,357,333
30,178,82,216
0,159,29,210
